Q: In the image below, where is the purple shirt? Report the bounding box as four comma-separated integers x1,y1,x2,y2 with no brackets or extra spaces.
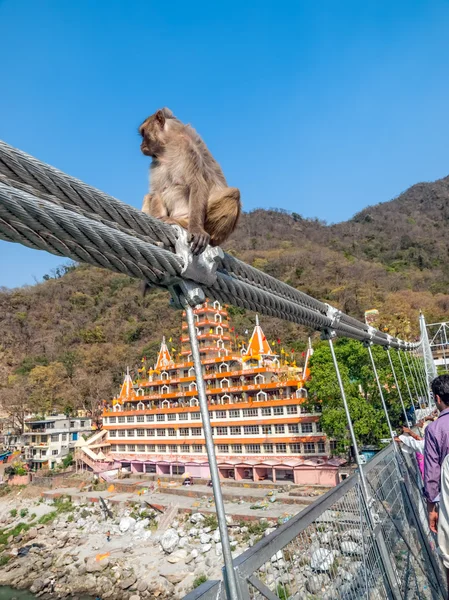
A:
424,408,449,502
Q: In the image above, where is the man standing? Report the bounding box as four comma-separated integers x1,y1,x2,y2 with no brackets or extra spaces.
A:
424,374,449,586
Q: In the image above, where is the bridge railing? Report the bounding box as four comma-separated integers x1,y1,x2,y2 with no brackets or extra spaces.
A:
187,444,445,600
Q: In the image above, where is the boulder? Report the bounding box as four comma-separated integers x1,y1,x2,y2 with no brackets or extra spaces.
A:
343,528,363,542
319,531,333,544
340,541,363,556
199,533,211,544
120,574,137,589
130,596,141,600
310,548,335,572
86,557,109,572
167,549,188,564
160,564,190,585
147,576,175,597
28,528,38,540
306,574,329,595
201,543,212,553
212,529,221,543
161,529,179,554
134,518,150,534
137,580,148,592
30,579,45,593
119,516,137,533
190,513,205,525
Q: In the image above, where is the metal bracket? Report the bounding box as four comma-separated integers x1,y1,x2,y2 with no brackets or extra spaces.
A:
362,326,376,348
321,304,341,340
320,328,337,341
325,304,342,327
168,280,206,310
172,224,224,287
382,334,393,350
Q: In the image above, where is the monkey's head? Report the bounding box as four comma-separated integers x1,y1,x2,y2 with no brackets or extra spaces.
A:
139,108,175,157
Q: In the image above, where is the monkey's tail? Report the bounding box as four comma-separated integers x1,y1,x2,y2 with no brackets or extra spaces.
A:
206,187,241,247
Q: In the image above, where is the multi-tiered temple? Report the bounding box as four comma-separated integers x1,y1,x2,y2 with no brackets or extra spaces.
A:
91,301,342,485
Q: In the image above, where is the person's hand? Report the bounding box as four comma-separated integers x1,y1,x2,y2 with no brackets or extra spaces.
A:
428,502,439,533
394,437,402,444
402,427,412,435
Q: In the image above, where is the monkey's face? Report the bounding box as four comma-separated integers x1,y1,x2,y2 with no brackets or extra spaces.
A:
139,110,167,157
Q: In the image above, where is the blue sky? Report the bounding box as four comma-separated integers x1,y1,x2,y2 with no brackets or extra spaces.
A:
2,1,449,288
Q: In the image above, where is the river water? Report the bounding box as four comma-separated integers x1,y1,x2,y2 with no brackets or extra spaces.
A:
0,588,94,599
0,588,38,599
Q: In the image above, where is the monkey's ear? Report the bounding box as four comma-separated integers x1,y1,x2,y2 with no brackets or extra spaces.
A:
162,108,174,119
155,110,166,128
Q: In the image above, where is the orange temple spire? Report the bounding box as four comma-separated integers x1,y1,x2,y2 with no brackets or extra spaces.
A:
245,314,274,357
117,367,136,403
155,336,173,370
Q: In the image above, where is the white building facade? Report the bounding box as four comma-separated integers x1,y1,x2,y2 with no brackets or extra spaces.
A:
24,415,92,470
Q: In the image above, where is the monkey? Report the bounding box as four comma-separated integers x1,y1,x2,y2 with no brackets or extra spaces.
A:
138,108,241,256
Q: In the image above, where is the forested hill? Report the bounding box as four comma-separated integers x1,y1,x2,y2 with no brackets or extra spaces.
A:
1,172,449,421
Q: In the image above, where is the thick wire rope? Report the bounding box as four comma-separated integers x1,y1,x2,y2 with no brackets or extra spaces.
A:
0,143,420,350
0,140,330,315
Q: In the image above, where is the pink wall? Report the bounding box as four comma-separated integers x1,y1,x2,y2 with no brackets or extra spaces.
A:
254,467,273,482
185,464,210,478
235,466,253,481
8,475,30,486
293,467,338,486
131,463,144,473
156,463,170,475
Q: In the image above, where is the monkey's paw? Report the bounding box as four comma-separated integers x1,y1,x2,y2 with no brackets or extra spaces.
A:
188,227,211,255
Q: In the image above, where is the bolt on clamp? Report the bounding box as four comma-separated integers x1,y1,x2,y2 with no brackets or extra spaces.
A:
172,224,224,287
164,224,224,310
362,326,376,347
325,304,342,324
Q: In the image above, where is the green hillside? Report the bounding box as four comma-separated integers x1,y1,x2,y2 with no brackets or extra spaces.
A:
1,173,449,426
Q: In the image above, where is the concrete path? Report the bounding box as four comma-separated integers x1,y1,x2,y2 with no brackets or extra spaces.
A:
148,482,320,505
43,485,309,521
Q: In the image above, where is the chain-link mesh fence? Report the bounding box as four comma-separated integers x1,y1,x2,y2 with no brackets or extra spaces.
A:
184,445,447,600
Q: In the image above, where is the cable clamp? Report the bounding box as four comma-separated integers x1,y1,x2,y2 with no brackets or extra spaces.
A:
172,224,223,287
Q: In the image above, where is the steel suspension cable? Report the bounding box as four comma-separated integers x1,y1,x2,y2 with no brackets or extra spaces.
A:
415,349,433,406
386,348,411,428
366,345,397,447
411,351,426,405
413,349,433,408
404,351,420,406
397,350,415,415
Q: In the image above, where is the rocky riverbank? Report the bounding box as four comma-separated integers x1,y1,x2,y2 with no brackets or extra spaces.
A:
0,488,278,599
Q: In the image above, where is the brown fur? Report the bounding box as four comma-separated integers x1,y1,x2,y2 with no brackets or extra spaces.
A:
139,108,241,255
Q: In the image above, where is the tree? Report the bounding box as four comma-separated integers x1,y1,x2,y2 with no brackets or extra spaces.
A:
28,362,66,414
0,374,32,434
307,339,423,456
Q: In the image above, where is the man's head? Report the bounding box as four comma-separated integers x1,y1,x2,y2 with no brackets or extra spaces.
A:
431,375,449,412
